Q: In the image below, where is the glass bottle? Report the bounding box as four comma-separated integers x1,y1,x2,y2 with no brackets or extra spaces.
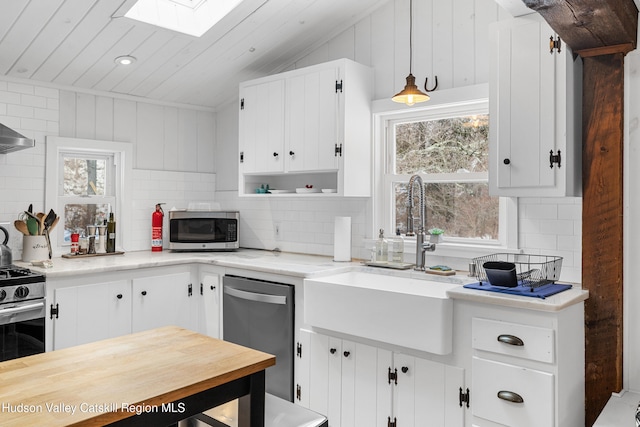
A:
375,229,388,262
106,213,116,253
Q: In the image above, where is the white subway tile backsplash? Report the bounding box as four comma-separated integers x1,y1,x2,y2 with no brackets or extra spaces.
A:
8,82,34,95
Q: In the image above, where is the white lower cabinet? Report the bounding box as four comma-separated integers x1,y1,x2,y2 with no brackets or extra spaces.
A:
49,265,221,350
467,302,584,427
297,329,465,427
197,268,221,339
472,357,554,427
131,272,195,332
53,279,131,349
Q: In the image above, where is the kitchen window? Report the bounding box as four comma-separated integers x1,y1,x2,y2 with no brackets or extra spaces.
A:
374,86,517,255
45,137,132,254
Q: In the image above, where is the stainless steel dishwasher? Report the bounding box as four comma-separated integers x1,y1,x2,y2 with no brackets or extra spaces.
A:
222,275,294,402
179,275,327,427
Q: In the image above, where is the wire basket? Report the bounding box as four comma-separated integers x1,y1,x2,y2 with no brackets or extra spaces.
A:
472,253,563,289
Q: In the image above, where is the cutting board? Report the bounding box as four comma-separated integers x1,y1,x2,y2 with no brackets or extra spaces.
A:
425,268,456,276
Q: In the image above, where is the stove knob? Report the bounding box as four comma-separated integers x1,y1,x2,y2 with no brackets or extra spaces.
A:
15,286,29,299
0,289,5,301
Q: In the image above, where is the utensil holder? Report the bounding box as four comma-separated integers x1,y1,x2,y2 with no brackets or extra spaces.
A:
22,235,49,261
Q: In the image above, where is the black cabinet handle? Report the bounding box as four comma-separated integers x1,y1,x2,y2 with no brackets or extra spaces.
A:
116,294,123,299
401,366,409,374
211,286,215,290
503,158,511,165
343,351,350,358
273,152,279,157
141,290,147,296
330,348,337,354
289,151,295,156
497,390,524,403
497,334,524,346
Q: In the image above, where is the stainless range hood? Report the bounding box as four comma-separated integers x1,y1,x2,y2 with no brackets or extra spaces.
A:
0,123,34,154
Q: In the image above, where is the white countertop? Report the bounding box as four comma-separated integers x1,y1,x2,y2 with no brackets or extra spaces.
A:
18,248,587,312
17,249,358,279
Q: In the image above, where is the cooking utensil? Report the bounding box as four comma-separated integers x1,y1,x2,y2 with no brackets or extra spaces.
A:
43,209,56,231
13,220,29,236
0,226,12,266
26,217,39,235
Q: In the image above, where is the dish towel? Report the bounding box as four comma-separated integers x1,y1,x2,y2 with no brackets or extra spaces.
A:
463,282,572,299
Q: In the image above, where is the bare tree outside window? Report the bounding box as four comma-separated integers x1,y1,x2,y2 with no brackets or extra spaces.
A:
393,114,499,240
62,156,112,241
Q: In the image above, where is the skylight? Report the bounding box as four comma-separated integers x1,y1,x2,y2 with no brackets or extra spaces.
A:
125,0,243,37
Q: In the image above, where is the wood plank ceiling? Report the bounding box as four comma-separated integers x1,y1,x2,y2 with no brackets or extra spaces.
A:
0,0,387,110
523,0,638,426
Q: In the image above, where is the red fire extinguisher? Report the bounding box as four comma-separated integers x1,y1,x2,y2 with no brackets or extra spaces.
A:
151,203,165,252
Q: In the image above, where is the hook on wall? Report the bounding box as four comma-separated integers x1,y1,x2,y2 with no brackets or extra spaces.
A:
424,76,438,93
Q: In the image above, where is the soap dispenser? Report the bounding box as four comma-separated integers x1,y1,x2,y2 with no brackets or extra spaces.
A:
375,229,388,262
391,228,404,263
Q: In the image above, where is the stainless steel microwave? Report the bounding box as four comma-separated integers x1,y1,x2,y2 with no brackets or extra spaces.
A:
169,210,239,251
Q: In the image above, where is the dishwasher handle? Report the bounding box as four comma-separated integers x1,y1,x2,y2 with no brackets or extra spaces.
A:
224,286,287,305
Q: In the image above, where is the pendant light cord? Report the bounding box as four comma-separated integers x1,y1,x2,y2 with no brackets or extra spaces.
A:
409,0,413,74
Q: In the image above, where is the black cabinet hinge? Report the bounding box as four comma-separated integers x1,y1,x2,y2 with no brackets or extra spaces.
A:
388,416,397,427
335,80,343,93
240,98,245,110
549,149,561,168
549,36,561,54
240,151,244,163
188,283,193,297
459,387,470,408
50,303,59,319
334,143,342,157
296,342,302,358
296,384,302,401
388,367,398,385
200,282,203,295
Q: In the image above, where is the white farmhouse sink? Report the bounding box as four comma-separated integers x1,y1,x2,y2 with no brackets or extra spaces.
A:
304,271,459,355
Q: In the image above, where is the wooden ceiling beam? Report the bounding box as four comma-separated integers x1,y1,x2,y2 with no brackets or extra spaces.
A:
522,0,638,54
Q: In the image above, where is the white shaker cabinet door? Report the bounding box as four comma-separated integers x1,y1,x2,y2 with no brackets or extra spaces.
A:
238,79,285,174
198,270,221,338
286,66,339,173
53,280,130,350
489,14,580,197
131,271,197,333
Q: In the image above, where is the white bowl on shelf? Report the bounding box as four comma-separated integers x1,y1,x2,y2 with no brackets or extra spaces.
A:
321,188,337,193
296,188,321,193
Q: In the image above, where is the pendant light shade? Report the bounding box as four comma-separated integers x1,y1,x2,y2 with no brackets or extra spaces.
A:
392,73,429,106
392,0,429,106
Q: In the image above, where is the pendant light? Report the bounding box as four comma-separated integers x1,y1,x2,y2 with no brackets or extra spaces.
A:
392,0,429,106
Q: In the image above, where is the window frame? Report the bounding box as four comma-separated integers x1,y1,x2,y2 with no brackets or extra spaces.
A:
45,136,133,256
372,84,518,259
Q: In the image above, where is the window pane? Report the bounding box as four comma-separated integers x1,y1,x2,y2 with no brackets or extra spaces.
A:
63,157,107,196
394,182,499,240
394,115,489,174
63,203,111,242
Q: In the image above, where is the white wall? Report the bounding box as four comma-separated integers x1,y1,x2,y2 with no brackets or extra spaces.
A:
0,78,217,257
215,0,583,283
624,45,640,392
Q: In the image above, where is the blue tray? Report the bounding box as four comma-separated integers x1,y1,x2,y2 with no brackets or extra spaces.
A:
463,281,572,299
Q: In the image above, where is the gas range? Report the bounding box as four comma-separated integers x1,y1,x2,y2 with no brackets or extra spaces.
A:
0,266,45,304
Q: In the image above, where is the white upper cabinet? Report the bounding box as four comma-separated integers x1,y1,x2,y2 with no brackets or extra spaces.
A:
238,79,286,174
238,58,373,197
488,14,582,197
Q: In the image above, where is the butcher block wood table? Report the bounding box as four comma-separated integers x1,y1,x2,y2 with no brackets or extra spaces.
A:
0,326,275,427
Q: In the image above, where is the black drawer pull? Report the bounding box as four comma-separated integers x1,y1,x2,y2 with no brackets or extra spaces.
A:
329,348,337,354
497,334,524,346
497,390,524,403
343,351,350,358
116,294,123,299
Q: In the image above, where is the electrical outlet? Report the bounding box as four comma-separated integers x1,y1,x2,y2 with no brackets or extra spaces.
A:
274,222,281,240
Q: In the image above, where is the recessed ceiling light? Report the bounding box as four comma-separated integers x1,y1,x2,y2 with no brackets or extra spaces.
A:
115,55,137,66
124,0,243,37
